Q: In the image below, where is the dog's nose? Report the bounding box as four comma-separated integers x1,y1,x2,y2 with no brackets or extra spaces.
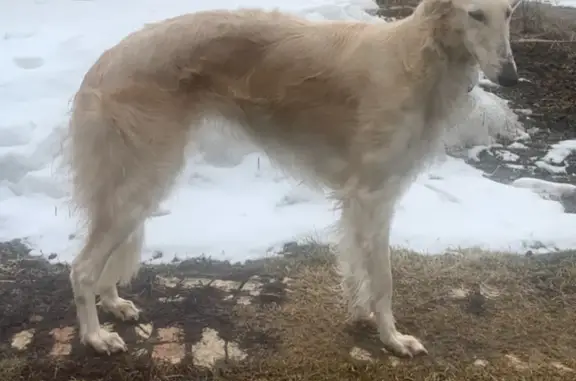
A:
497,61,518,87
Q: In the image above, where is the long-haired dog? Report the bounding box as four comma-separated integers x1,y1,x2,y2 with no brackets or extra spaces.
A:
66,0,521,357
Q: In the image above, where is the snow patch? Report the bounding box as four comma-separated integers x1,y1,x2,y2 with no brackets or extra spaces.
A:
542,140,576,165
535,160,567,175
512,177,576,202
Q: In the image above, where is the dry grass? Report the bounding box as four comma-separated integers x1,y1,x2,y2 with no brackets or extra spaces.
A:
2,243,576,380
227,246,576,380
512,1,576,41
0,358,25,380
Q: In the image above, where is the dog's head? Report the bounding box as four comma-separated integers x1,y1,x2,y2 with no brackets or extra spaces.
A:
451,0,522,87
419,0,522,87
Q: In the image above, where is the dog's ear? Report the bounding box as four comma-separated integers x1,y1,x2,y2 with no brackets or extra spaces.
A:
421,0,454,17
444,0,480,15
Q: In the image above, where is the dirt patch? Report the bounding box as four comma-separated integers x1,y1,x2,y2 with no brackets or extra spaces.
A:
0,239,286,380
2,240,576,380
458,39,576,215
470,41,576,184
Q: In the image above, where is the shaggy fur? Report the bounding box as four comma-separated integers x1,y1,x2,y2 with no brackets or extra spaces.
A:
66,0,521,357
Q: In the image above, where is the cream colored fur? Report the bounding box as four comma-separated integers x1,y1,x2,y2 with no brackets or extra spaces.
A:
66,0,522,357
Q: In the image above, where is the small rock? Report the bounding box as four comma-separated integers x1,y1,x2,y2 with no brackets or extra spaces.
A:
181,277,211,289
11,329,35,350
389,357,400,367
158,295,184,303
236,296,252,305
349,347,373,362
474,359,488,367
29,314,43,323
242,278,263,296
550,361,573,372
210,279,241,292
505,354,529,370
449,287,469,299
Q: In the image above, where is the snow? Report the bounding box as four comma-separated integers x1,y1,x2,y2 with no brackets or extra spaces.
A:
1,0,576,264
508,142,529,150
542,140,576,165
495,150,520,162
467,146,489,162
537,0,576,7
535,160,568,175
558,0,576,7
512,177,576,202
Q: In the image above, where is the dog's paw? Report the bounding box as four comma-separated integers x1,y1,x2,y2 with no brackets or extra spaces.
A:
82,329,128,355
100,298,140,321
381,332,427,358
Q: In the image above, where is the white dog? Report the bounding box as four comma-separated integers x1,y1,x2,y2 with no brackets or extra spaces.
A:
65,0,521,358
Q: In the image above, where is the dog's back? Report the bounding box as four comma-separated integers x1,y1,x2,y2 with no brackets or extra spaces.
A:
71,9,375,195
80,9,369,101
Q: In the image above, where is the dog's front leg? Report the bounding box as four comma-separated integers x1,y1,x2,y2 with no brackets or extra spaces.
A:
368,205,427,357
339,185,427,357
338,197,373,321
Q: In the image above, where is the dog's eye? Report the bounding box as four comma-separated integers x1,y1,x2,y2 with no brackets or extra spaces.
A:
468,10,486,23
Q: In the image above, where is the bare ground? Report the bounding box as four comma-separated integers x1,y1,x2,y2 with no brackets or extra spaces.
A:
2,240,576,380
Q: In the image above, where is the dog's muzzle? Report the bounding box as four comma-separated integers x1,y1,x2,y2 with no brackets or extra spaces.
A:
497,61,518,87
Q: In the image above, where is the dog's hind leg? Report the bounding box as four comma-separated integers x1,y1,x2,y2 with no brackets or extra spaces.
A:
70,213,148,354
68,92,188,354
338,184,427,357
96,224,145,322
70,155,183,354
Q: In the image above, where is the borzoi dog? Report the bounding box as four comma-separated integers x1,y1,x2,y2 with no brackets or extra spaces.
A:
66,0,521,357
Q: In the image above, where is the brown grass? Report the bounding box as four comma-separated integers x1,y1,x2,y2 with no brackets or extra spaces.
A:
2,243,576,380
225,246,576,380
512,1,576,41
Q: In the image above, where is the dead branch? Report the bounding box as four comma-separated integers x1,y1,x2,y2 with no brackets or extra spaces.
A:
513,38,576,43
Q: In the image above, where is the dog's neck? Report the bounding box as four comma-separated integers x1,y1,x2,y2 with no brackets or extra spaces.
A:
393,7,478,124
406,4,476,85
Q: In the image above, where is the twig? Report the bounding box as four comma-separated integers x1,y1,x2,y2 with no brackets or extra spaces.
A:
513,38,576,43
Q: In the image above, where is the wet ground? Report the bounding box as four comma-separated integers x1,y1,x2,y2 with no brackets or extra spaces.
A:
466,42,576,186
